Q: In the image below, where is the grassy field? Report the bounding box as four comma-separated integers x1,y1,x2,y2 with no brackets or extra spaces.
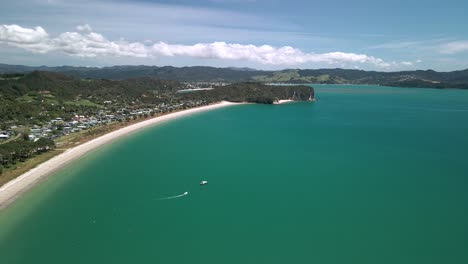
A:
16,93,59,104
252,70,331,83
316,74,330,82
64,99,103,108
16,94,102,108
16,94,35,103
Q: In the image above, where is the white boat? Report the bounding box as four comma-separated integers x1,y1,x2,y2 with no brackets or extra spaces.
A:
200,181,208,185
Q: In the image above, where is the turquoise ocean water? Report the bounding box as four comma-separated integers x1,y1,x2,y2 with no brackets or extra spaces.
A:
1,85,468,263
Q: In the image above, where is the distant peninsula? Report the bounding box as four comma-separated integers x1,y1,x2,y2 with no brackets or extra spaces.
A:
2,63,468,89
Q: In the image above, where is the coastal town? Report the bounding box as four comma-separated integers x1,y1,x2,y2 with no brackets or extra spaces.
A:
0,80,231,142
1,99,209,143
0,79,233,176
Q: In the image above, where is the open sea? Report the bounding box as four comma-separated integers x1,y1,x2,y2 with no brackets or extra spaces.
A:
1,85,468,264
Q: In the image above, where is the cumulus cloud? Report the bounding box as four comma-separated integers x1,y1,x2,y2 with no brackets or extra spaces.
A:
0,24,48,44
440,41,468,54
0,24,399,67
149,42,392,66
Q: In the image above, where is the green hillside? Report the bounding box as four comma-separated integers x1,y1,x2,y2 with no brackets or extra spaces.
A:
2,64,468,88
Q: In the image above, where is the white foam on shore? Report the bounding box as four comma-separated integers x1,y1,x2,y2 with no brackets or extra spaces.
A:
0,101,240,210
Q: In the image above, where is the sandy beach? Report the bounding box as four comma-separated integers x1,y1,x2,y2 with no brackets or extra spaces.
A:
0,101,240,210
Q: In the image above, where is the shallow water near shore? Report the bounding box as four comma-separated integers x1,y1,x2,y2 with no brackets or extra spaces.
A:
1,85,468,264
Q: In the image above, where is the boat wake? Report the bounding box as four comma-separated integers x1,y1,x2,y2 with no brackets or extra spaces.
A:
156,192,189,200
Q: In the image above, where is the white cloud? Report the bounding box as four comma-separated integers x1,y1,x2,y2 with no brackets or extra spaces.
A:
440,41,468,54
0,24,48,44
149,42,392,66
76,24,92,32
401,61,413,66
0,24,399,67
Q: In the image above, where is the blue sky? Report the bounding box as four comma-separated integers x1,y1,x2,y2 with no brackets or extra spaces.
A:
1,0,467,71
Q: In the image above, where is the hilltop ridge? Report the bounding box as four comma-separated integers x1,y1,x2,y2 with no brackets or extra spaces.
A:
2,64,468,89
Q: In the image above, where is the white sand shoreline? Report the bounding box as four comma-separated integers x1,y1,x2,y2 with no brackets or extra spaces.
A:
0,101,240,210
274,99,294,104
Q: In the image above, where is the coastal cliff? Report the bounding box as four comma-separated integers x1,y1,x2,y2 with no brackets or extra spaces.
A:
180,82,314,104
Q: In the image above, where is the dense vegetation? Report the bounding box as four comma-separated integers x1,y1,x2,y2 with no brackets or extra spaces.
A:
181,83,313,104
2,63,468,89
0,71,314,126
0,138,55,173
0,71,182,125
0,64,266,82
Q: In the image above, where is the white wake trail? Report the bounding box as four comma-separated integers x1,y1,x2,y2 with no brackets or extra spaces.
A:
156,192,189,200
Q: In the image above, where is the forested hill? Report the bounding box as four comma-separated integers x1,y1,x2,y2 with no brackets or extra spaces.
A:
0,71,314,125
2,63,468,89
0,64,267,82
0,71,183,125
0,71,313,103
0,71,181,101
181,83,313,104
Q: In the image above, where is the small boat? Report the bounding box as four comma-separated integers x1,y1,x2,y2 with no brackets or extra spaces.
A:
200,181,208,185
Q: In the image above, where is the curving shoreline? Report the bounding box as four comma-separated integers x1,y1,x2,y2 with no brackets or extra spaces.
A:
0,101,241,210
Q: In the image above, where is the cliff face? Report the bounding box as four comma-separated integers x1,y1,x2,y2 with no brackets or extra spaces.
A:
180,83,314,104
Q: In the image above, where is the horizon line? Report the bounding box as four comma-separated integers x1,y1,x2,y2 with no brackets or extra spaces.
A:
1,63,467,73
